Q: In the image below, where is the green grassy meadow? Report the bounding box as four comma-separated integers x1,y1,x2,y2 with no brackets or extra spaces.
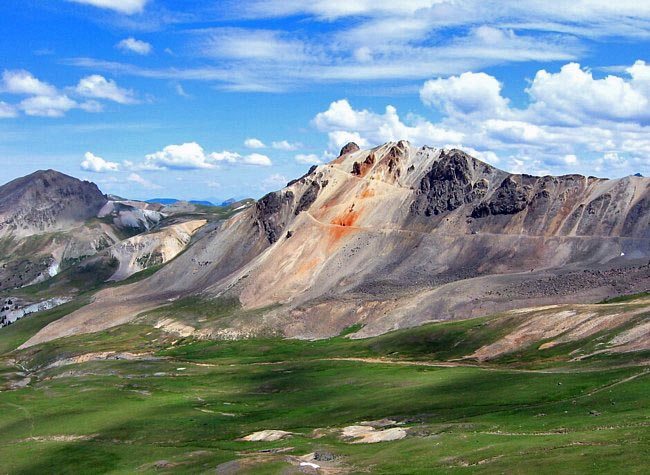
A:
0,296,648,474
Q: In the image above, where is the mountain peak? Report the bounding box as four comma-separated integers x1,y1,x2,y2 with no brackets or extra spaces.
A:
25,168,77,182
339,142,360,157
0,169,107,237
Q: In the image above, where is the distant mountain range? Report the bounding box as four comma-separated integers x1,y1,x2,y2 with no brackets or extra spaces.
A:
146,198,216,207
146,197,248,207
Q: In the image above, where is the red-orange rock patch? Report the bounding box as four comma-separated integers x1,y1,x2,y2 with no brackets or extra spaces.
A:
328,208,361,249
331,209,359,227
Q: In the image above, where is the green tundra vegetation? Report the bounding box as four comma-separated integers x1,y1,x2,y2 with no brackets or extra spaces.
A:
0,293,648,474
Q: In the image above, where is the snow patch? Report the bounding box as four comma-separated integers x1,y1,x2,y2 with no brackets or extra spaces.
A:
48,261,60,277
1,297,70,328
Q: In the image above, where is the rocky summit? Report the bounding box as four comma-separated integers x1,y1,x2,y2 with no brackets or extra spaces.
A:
0,169,107,238
22,142,650,348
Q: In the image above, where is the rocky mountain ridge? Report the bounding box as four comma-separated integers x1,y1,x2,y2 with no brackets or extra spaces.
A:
21,142,650,347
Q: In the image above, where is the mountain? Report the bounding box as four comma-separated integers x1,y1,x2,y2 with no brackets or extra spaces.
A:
23,141,650,347
219,198,238,206
0,170,118,290
0,171,220,294
146,198,179,205
0,169,107,238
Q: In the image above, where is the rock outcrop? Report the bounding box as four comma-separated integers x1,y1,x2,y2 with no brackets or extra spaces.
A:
339,142,360,157
411,149,494,216
98,200,164,233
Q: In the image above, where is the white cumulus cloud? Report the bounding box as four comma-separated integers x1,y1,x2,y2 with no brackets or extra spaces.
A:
272,140,301,151
244,138,266,149
19,95,78,118
2,70,57,96
243,153,272,166
420,72,509,117
210,151,241,164
211,150,272,166
0,69,139,118
527,61,650,124
144,142,216,170
295,153,323,165
75,75,137,104
313,99,463,152
81,151,121,172
132,142,274,171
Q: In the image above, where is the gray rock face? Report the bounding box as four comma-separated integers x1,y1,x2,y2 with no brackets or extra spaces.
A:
471,175,532,217
255,190,295,244
0,170,107,237
256,167,332,242
97,201,164,233
623,197,650,237
287,165,318,187
411,150,492,216
295,180,322,216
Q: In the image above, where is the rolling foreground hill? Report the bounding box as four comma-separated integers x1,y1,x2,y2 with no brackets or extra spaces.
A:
0,293,648,473
22,141,650,348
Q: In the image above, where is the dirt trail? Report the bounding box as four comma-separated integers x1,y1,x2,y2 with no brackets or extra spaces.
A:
322,357,650,374
584,369,650,396
324,356,557,373
304,209,649,241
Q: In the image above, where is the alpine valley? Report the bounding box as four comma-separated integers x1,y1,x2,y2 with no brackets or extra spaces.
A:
1,142,648,474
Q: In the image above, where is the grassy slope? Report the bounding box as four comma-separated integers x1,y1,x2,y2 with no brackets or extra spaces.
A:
0,298,90,355
0,294,648,473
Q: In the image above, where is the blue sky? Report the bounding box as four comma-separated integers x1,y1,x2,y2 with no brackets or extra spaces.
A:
1,0,650,201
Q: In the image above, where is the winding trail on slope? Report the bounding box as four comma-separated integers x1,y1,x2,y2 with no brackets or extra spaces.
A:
303,209,646,241
322,357,650,374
